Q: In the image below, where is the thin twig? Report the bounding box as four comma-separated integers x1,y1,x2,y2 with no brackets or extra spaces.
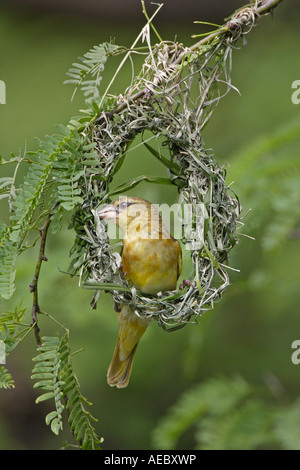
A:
256,0,284,14
141,0,163,42
97,2,164,112
29,202,60,346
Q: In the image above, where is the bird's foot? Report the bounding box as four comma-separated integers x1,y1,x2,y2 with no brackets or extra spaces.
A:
179,279,193,290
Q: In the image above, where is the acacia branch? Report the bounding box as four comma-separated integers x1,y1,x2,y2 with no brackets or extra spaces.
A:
256,0,284,14
29,202,60,346
102,0,284,121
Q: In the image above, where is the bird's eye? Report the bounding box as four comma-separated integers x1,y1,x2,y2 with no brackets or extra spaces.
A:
117,201,130,212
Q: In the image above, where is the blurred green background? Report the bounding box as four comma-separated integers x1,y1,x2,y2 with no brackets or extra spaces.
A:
0,0,300,450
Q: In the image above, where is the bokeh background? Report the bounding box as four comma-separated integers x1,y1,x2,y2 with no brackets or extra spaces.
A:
0,0,300,450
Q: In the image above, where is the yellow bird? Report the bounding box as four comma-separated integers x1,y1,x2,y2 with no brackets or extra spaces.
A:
98,196,182,388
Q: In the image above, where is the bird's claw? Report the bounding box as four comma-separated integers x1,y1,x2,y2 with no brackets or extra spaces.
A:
179,279,193,290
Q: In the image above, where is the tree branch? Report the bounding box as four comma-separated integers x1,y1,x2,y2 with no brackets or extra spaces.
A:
29,202,60,346
256,0,284,15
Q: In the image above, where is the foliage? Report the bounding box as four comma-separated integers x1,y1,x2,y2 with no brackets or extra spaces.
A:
0,367,15,390
32,335,102,449
64,42,122,102
228,118,300,252
152,375,300,450
0,302,27,354
0,36,122,449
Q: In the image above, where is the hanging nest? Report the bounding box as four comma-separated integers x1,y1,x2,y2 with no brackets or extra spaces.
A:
69,11,257,330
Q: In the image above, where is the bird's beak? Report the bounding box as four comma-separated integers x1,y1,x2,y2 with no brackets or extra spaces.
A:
97,204,117,220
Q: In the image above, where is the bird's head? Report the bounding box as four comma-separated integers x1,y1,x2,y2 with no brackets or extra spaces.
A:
97,196,154,234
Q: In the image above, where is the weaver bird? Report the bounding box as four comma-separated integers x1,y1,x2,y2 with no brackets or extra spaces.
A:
98,196,182,388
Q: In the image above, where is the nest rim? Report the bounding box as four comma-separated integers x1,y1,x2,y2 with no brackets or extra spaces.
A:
77,39,241,331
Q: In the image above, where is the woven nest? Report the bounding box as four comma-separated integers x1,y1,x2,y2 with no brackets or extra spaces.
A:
74,36,242,331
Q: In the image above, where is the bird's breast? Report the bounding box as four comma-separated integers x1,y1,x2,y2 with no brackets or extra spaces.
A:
121,237,180,295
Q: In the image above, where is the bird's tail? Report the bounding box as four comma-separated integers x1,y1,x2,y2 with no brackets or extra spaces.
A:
107,305,149,388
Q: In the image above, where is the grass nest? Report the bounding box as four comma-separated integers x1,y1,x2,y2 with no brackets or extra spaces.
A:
70,7,260,330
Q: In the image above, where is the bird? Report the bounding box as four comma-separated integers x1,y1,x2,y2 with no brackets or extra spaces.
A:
97,196,182,388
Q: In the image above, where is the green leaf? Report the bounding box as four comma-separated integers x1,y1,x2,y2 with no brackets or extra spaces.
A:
0,366,15,389
45,410,58,425
65,42,121,103
36,391,55,403
108,174,173,197
51,417,63,436
152,376,251,449
274,398,300,450
31,334,102,448
143,141,181,175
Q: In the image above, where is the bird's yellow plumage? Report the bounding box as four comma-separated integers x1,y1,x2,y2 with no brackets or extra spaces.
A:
98,196,182,388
